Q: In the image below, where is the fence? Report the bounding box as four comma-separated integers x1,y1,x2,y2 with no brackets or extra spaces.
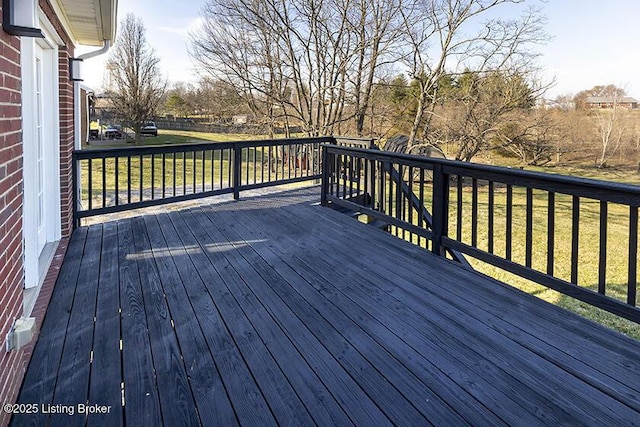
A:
321,144,640,323
73,136,332,224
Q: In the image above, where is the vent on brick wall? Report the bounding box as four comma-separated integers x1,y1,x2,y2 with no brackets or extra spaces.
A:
5,317,36,352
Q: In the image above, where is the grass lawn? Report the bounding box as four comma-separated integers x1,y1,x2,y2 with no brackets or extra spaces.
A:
83,129,272,149
390,175,640,339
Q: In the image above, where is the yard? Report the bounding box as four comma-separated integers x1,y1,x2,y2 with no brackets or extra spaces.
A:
83,128,269,149
449,184,640,339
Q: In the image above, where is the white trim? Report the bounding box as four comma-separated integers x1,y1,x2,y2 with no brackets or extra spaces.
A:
38,8,64,47
22,12,62,289
21,36,37,288
46,0,76,46
75,82,82,150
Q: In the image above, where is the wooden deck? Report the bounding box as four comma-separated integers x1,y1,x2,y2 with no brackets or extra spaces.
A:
14,187,640,426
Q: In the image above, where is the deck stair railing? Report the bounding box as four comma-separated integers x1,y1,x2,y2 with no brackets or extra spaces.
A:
321,144,640,324
324,139,471,267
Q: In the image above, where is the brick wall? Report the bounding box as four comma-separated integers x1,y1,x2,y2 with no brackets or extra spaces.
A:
0,1,76,424
58,45,74,237
0,5,26,424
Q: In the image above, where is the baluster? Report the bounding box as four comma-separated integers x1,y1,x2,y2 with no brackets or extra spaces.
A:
115,157,119,206
571,196,580,284
506,185,513,261
598,201,607,294
525,187,533,268
629,206,638,306
547,192,555,276
471,178,478,247
488,181,494,254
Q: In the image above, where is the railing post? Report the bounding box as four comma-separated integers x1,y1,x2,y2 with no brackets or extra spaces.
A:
72,153,80,228
432,163,449,257
321,145,330,206
366,157,375,210
233,144,241,200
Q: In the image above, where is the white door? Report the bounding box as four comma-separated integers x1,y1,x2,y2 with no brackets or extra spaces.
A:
22,34,61,290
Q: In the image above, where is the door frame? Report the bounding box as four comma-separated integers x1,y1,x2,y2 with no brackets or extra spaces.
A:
22,13,63,290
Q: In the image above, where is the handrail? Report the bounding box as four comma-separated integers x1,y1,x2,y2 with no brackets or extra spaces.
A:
73,137,332,224
325,145,640,204
321,144,640,324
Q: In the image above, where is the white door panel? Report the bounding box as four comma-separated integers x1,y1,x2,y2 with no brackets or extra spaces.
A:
22,35,61,289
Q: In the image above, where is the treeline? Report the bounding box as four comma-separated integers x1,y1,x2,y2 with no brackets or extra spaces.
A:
154,0,639,168
185,0,547,147
164,76,640,170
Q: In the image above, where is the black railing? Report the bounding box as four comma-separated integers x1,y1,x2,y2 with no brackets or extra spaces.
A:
73,137,332,224
321,144,640,324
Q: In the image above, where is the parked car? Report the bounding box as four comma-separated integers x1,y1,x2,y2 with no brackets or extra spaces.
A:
104,124,124,139
89,121,100,140
140,121,158,137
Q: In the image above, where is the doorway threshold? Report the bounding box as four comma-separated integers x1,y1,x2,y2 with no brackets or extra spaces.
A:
23,240,58,317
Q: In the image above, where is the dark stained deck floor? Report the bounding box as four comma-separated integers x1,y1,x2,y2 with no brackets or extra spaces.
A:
14,187,640,426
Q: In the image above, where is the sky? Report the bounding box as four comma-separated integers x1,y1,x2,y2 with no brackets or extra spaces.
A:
78,0,640,99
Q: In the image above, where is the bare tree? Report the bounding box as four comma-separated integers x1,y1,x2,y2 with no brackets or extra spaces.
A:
106,14,167,144
501,108,560,166
422,70,545,161
399,1,548,152
190,0,404,137
594,96,627,169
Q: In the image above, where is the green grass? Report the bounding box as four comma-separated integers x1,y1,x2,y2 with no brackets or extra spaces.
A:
83,129,271,149
387,178,640,339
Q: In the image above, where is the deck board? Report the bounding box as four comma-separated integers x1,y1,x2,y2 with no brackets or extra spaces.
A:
260,201,637,423
88,221,123,427
117,220,162,426
14,187,640,426
160,207,355,427
166,210,278,426
130,217,201,426
144,214,238,426
50,226,102,427
12,228,87,427
176,210,315,427
222,206,546,425
316,208,640,405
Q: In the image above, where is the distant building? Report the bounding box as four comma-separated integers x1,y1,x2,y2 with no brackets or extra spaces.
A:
537,98,575,110
232,114,249,124
92,93,115,121
585,96,638,109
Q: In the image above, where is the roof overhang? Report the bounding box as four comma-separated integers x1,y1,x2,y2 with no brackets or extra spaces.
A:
53,0,118,46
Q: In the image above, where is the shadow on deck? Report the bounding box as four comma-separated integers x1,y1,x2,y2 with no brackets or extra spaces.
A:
13,187,640,426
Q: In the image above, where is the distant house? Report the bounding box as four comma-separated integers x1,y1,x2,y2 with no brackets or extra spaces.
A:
232,114,249,124
0,1,117,423
92,92,116,121
585,96,638,109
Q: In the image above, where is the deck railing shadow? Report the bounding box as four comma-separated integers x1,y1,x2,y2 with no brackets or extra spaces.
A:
321,144,640,324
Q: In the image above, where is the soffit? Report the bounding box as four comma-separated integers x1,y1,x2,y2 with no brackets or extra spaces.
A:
53,0,118,46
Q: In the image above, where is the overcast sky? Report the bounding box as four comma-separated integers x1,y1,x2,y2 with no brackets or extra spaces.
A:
78,0,640,99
